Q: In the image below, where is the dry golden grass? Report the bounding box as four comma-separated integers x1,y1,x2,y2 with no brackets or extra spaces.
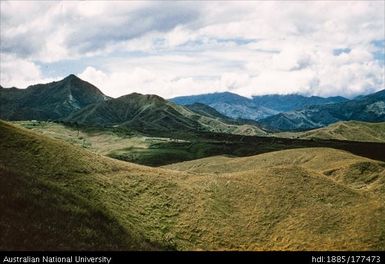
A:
1,120,384,250
163,148,385,250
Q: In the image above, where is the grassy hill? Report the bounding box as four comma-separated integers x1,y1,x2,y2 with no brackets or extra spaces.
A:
164,148,385,193
163,149,385,250
276,121,385,143
0,120,167,250
1,120,385,250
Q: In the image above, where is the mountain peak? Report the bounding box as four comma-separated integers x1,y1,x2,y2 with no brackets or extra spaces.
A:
63,74,79,81
58,74,108,99
0,74,108,120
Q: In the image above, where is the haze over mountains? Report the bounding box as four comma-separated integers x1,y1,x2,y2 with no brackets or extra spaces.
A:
1,74,384,133
171,90,385,131
259,90,385,131
171,92,349,120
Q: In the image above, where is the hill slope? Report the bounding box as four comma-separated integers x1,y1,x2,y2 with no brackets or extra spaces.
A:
276,121,385,142
0,75,108,121
1,120,385,250
0,121,162,250
259,90,385,131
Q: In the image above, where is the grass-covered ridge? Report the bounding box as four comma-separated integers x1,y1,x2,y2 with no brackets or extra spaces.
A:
1,120,385,250
276,121,385,143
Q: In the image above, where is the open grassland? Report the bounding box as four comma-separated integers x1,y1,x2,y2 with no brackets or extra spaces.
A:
12,121,190,166
1,120,385,250
13,121,165,154
276,121,385,143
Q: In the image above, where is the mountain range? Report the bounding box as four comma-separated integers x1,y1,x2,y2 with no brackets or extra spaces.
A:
1,74,384,133
170,92,348,120
171,90,385,131
259,90,385,131
0,75,265,136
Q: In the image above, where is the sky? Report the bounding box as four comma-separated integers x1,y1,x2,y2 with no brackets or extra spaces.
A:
0,1,384,99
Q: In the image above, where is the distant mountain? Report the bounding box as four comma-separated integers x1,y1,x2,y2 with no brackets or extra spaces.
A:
0,74,108,120
185,103,240,123
259,90,385,131
170,92,274,120
185,102,262,127
170,92,348,120
186,103,231,120
171,92,251,106
251,94,348,112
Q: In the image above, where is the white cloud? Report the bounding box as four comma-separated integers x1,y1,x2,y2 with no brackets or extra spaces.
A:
165,26,194,47
79,66,223,99
0,54,55,88
1,1,384,98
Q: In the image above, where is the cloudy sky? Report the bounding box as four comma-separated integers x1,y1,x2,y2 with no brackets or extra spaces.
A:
1,1,384,98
